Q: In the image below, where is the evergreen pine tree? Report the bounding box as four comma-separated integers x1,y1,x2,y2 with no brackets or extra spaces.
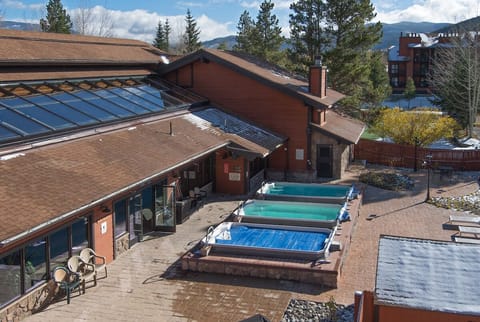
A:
164,19,171,51
323,0,382,105
153,21,168,51
363,51,392,108
183,9,202,53
252,0,284,61
233,10,255,53
40,0,72,34
288,0,326,75
404,77,416,109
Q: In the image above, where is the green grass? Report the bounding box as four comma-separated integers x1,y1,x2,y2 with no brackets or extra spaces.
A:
361,128,380,140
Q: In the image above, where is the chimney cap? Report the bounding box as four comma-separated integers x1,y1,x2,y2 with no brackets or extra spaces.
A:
314,55,323,66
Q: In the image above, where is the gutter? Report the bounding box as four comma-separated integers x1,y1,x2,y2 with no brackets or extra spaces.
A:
0,142,228,248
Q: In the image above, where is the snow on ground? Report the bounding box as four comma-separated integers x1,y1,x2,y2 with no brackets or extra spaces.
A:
381,95,439,110
376,137,480,150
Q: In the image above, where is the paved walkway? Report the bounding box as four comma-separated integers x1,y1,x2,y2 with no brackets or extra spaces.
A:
25,166,479,322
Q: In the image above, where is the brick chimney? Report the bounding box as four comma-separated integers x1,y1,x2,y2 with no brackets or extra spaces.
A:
309,55,327,98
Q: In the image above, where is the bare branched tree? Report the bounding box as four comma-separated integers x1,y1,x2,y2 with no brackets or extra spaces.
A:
429,31,480,137
169,18,187,55
72,0,115,37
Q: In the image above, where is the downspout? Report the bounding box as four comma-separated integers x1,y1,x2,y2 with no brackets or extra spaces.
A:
306,104,313,173
0,143,228,248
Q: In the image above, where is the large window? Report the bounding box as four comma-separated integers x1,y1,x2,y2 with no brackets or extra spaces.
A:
24,238,47,291
0,250,22,307
49,227,69,267
114,199,128,237
0,215,92,308
72,217,89,255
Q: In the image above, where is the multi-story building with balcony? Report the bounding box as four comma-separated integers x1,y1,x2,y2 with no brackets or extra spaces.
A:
388,31,478,94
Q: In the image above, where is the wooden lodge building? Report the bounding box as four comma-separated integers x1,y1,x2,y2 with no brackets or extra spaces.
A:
0,29,364,319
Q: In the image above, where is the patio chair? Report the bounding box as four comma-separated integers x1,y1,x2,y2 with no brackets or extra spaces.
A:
80,248,107,278
52,266,82,304
67,255,97,292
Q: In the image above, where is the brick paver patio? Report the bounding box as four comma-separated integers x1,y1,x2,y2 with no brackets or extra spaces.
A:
25,166,479,322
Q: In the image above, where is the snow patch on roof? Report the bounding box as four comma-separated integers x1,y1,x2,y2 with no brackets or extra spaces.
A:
1,152,25,161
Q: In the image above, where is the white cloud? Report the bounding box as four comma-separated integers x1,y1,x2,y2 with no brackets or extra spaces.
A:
196,14,233,41
65,6,233,43
0,0,42,10
240,1,260,9
374,0,480,23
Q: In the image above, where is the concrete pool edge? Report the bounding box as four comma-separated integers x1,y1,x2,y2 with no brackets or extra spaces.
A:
180,188,363,288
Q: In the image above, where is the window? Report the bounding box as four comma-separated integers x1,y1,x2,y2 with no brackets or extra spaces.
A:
24,238,47,290
0,250,22,307
71,217,89,255
390,64,399,74
49,227,69,267
391,77,399,87
114,199,128,237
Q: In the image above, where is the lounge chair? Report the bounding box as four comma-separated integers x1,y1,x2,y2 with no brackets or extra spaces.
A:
448,215,480,226
454,236,480,244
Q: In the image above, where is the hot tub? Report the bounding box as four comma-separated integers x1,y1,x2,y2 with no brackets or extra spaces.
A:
256,181,354,204
201,222,335,260
234,199,348,228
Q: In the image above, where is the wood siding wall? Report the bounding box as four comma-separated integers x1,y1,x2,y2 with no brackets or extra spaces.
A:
165,60,309,172
355,139,480,171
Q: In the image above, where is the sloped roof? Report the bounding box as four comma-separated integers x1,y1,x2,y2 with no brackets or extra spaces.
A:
376,235,480,316
186,108,286,157
311,110,365,144
0,67,154,82
0,107,283,245
159,48,345,109
0,29,166,66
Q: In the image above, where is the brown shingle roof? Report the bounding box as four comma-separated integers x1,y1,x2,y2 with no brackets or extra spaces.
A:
0,108,283,244
159,48,345,109
0,67,153,82
0,29,166,65
311,110,365,144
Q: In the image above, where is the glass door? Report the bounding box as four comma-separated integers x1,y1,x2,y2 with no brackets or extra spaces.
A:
154,182,176,232
129,194,143,245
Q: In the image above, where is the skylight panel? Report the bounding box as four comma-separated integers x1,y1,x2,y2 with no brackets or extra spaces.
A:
0,124,21,142
52,92,118,122
26,96,96,126
108,88,163,112
95,89,150,115
1,97,75,130
0,108,50,136
75,91,135,118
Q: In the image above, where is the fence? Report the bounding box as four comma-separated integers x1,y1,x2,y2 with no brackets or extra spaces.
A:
354,139,480,171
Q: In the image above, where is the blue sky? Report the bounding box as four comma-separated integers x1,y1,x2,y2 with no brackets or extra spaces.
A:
0,0,478,43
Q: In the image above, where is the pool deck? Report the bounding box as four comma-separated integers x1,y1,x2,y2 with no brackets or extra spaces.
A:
24,165,479,322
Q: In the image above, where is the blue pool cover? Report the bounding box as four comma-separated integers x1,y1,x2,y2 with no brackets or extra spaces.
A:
215,225,328,252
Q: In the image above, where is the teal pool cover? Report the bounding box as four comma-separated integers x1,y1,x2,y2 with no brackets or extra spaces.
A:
266,183,351,197
242,200,341,221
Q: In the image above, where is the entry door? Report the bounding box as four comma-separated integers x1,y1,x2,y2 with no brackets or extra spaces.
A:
154,183,176,232
129,194,143,245
316,144,333,178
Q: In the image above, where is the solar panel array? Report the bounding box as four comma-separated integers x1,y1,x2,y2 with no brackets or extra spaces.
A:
0,81,190,145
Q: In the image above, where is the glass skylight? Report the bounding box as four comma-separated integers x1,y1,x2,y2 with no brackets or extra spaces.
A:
0,79,196,146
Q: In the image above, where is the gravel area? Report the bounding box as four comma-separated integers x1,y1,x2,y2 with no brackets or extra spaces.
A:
429,189,480,215
281,299,354,322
